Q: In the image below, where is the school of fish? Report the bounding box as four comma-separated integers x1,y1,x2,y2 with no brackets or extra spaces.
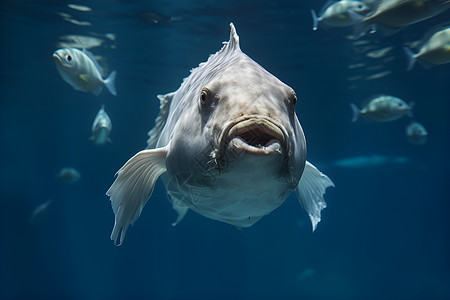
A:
47,0,448,245
311,0,447,144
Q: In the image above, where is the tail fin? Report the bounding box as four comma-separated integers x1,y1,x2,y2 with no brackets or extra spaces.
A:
406,102,415,118
403,47,417,71
104,70,117,96
311,9,319,31
348,10,367,39
350,103,360,122
295,161,334,232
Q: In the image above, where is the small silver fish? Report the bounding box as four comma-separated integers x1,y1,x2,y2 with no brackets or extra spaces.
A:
53,48,117,96
58,167,81,183
404,27,450,70
351,95,413,122
91,104,112,145
406,121,428,145
311,0,370,30
29,200,52,225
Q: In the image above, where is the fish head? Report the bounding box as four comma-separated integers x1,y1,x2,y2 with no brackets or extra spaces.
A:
92,106,112,132
52,48,79,76
388,98,412,116
203,56,305,178
164,24,306,224
91,107,111,144
93,117,112,131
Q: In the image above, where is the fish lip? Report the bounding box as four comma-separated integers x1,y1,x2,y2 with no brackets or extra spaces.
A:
52,52,70,67
216,116,288,160
52,52,64,65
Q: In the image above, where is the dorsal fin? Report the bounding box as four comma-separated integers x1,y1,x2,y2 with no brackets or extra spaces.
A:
222,23,240,51
228,23,240,48
146,92,175,149
319,0,337,16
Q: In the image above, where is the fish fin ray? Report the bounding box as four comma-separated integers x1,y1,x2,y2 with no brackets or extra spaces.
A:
79,73,92,82
350,103,360,122
104,71,117,96
220,23,240,52
295,161,334,232
404,46,420,71
107,147,167,245
171,203,188,226
311,9,319,31
146,92,175,149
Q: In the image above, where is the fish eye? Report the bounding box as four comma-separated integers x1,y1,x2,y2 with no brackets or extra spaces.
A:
200,88,212,107
66,54,72,62
289,92,297,109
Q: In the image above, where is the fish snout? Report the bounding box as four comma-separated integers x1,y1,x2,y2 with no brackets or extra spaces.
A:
221,117,287,156
52,52,62,64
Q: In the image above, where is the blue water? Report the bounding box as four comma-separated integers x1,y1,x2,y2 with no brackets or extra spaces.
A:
1,1,449,299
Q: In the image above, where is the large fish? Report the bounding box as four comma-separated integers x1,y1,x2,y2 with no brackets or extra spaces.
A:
107,24,334,246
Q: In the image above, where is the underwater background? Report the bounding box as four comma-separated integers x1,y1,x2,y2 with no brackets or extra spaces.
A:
1,0,449,299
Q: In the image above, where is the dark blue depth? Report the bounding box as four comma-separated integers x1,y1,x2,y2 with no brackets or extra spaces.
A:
1,1,449,299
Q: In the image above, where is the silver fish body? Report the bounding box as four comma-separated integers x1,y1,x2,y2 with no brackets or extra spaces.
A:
53,48,117,96
58,167,81,183
404,27,450,70
351,95,413,122
364,0,450,29
107,24,334,245
91,104,112,145
311,0,370,30
406,121,428,145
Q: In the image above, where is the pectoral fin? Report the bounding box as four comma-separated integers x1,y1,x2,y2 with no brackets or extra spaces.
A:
295,161,334,232
107,147,167,245
79,73,92,82
171,203,188,227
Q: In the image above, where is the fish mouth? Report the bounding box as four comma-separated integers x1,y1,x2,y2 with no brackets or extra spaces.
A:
228,118,284,154
52,52,69,67
52,53,64,65
217,116,287,160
